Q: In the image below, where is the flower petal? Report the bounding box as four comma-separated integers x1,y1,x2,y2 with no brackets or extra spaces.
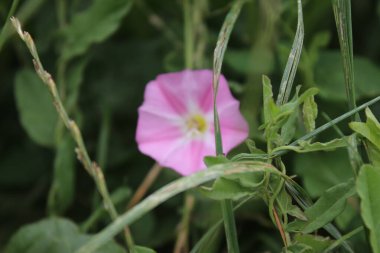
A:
219,102,249,151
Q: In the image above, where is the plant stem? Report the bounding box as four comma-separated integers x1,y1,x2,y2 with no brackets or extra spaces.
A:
127,163,162,209
212,1,245,252
174,194,195,253
183,0,194,69
11,17,134,250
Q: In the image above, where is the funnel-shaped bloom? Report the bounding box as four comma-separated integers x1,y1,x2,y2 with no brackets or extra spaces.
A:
136,70,248,175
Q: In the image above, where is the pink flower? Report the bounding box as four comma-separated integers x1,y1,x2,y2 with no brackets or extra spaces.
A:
136,69,248,176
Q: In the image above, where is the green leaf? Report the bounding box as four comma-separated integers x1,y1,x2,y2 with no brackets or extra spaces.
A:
200,178,252,201
294,150,353,197
349,108,380,149
48,134,76,214
62,0,133,60
316,51,380,101
367,142,380,167
302,95,318,132
204,156,230,167
287,179,355,233
356,164,380,253
133,246,156,253
5,217,126,253
284,244,312,253
66,58,89,111
350,108,380,166
293,234,333,252
277,188,307,221
262,75,279,126
273,138,347,154
14,69,57,147
224,47,274,75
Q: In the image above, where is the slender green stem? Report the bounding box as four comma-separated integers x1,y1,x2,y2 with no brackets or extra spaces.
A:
212,1,245,252
323,226,364,253
183,0,193,69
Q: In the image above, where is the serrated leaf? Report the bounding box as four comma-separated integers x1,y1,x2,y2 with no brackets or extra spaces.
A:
14,69,57,147
48,134,76,214
5,218,125,253
302,95,318,132
273,138,347,154
356,164,380,253
287,179,355,233
62,0,133,60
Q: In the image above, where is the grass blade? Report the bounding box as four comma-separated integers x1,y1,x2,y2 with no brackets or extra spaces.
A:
332,0,357,118
212,1,246,252
0,0,19,51
276,0,304,105
75,162,281,253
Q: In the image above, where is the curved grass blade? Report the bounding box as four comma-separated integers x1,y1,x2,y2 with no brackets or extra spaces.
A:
76,162,283,253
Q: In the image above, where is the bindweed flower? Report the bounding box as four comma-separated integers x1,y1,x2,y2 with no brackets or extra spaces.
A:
136,69,248,176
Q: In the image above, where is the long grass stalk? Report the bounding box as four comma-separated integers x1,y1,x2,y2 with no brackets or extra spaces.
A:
212,1,245,252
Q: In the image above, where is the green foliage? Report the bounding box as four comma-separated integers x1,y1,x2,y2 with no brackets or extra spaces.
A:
287,179,355,233
316,51,380,101
356,165,380,253
261,75,319,146
3,0,380,252
48,134,76,214
200,178,252,201
62,0,133,60
350,108,380,166
5,217,126,253
14,69,57,147
133,246,156,253
283,234,333,253
294,150,353,197
302,95,318,132
272,138,347,153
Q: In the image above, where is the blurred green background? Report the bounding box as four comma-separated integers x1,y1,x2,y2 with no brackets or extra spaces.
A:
1,0,380,252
